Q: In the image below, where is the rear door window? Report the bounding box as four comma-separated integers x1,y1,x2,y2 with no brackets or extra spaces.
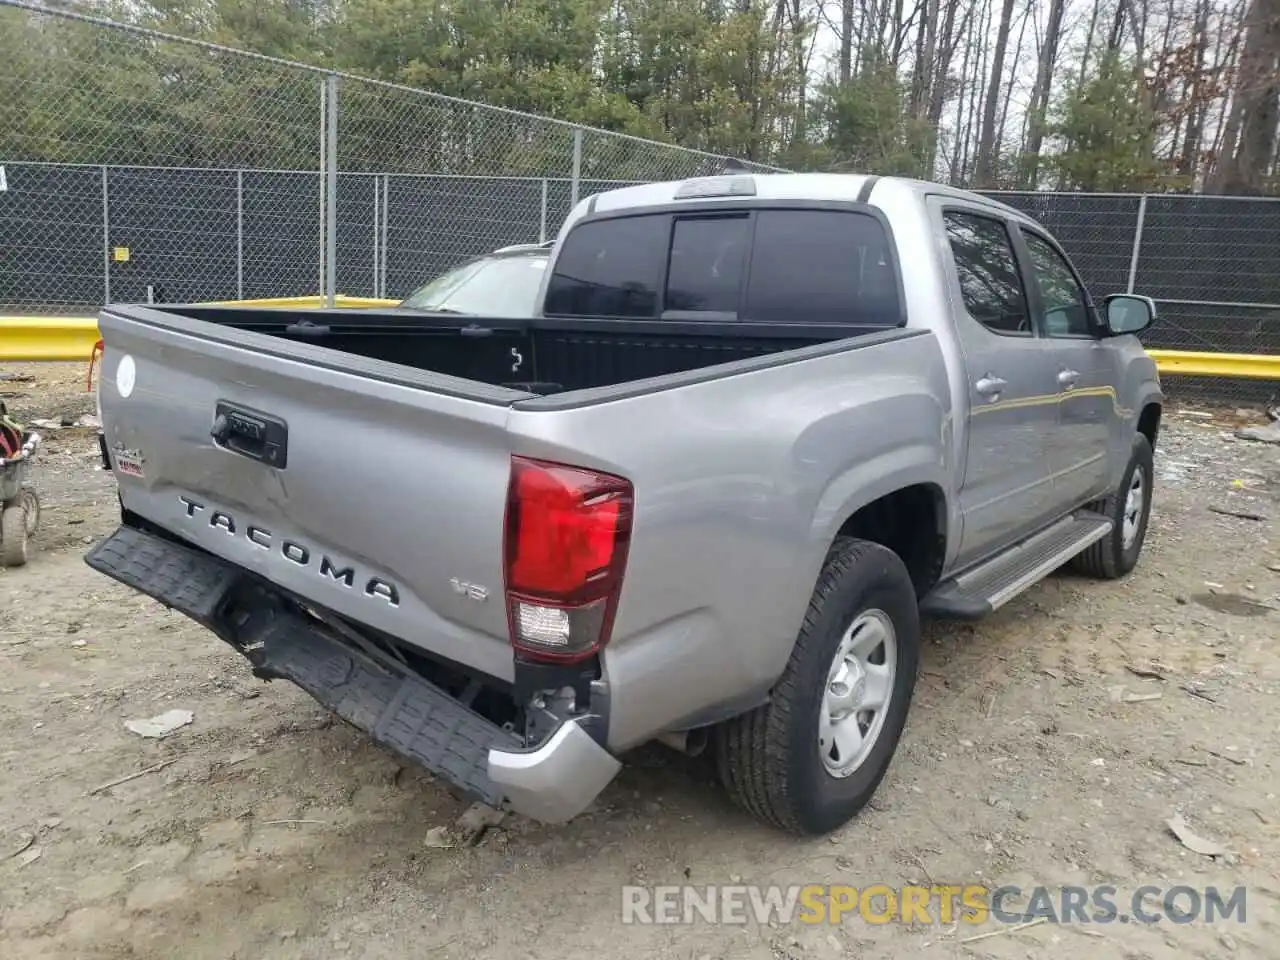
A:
543,206,902,327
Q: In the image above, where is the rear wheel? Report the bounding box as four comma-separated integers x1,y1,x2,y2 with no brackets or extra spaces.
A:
716,538,919,835
1071,434,1154,579
21,488,40,537
0,502,28,567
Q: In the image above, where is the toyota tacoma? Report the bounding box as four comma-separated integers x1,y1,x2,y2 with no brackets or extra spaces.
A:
84,173,1163,835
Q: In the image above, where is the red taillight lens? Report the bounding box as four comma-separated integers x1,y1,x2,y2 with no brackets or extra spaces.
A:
504,456,633,663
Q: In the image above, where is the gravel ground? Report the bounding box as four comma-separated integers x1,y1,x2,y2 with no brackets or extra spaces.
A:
1,362,1278,960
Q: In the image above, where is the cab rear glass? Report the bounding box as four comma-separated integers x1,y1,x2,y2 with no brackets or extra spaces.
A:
543,207,903,327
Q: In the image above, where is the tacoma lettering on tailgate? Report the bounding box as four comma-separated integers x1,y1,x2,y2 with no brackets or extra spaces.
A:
179,495,400,607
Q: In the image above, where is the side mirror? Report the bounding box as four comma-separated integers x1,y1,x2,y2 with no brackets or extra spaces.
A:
1102,294,1156,335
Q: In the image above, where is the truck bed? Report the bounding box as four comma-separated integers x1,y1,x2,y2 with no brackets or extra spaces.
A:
148,304,891,396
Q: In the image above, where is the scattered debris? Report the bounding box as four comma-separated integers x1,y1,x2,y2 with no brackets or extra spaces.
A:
1109,686,1162,703
1235,422,1280,445
124,708,193,739
0,373,35,384
455,802,505,845
983,692,998,720
1124,664,1168,681
37,816,62,831
1182,684,1220,705
17,845,42,866
960,916,1050,943
87,758,178,795
1206,748,1248,766
262,819,325,826
5,834,34,859
1165,813,1229,858
423,826,453,849
1208,505,1267,522
1192,592,1272,617
1174,756,1209,767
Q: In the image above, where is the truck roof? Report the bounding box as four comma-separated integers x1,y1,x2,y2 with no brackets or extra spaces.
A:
583,172,1027,221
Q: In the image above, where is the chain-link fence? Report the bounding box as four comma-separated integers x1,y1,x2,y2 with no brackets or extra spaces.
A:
2,1,1279,404
0,0,781,311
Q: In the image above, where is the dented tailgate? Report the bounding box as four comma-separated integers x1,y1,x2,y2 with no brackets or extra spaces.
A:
95,306,529,683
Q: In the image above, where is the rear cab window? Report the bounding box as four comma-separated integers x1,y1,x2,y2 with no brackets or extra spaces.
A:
543,205,904,328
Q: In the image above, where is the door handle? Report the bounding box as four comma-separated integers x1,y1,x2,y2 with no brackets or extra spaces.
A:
1057,368,1079,387
975,375,1007,398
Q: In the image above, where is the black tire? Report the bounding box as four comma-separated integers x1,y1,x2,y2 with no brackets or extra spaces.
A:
0,503,28,568
1071,433,1154,580
21,488,40,537
715,538,920,835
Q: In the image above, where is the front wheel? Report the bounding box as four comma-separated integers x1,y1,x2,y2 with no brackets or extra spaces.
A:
716,538,920,835
0,502,28,568
1071,434,1154,580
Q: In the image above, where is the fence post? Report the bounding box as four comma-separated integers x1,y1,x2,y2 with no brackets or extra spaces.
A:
570,128,583,209
318,75,327,300
1126,194,1148,294
380,174,389,298
372,174,380,298
101,166,110,306
236,170,244,301
539,178,548,243
324,72,339,308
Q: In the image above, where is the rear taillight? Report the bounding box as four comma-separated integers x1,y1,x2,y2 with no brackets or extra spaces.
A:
503,456,633,664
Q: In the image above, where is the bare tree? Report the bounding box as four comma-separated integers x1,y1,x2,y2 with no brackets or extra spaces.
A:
1024,0,1067,186
975,0,1018,185
1212,0,1280,193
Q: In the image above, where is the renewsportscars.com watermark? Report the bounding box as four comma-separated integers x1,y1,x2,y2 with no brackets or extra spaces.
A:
621,884,1248,927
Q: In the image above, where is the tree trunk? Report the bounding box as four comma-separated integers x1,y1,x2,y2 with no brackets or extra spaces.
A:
1178,0,1212,180
926,0,965,175
1024,0,1066,187
839,0,854,84
994,0,1032,181
1215,0,1280,194
974,0,1016,186
1079,0,1101,87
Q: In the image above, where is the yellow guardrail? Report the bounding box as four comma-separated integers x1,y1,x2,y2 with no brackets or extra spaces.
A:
1145,349,1280,380
0,295,402,361
4,309,1280,378
0,316,103,362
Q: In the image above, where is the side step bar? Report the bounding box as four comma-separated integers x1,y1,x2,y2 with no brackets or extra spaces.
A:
921,512,1112,619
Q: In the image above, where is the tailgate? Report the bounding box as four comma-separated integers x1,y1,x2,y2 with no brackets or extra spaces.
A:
95,306,527,683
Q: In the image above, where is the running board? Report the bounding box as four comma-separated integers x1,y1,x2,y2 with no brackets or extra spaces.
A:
921,512,1112,619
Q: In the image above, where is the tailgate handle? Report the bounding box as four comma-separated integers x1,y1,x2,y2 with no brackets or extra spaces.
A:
211,401,288,469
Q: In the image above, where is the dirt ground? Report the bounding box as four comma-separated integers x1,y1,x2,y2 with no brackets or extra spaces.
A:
1,362,1277,960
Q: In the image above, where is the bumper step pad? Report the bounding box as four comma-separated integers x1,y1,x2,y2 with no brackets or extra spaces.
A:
86,526,521,807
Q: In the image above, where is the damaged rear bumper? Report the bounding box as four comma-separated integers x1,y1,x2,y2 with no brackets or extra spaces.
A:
84,524,619,822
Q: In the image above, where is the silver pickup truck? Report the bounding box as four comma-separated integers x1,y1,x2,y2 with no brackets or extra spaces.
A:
85,173,1162,835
